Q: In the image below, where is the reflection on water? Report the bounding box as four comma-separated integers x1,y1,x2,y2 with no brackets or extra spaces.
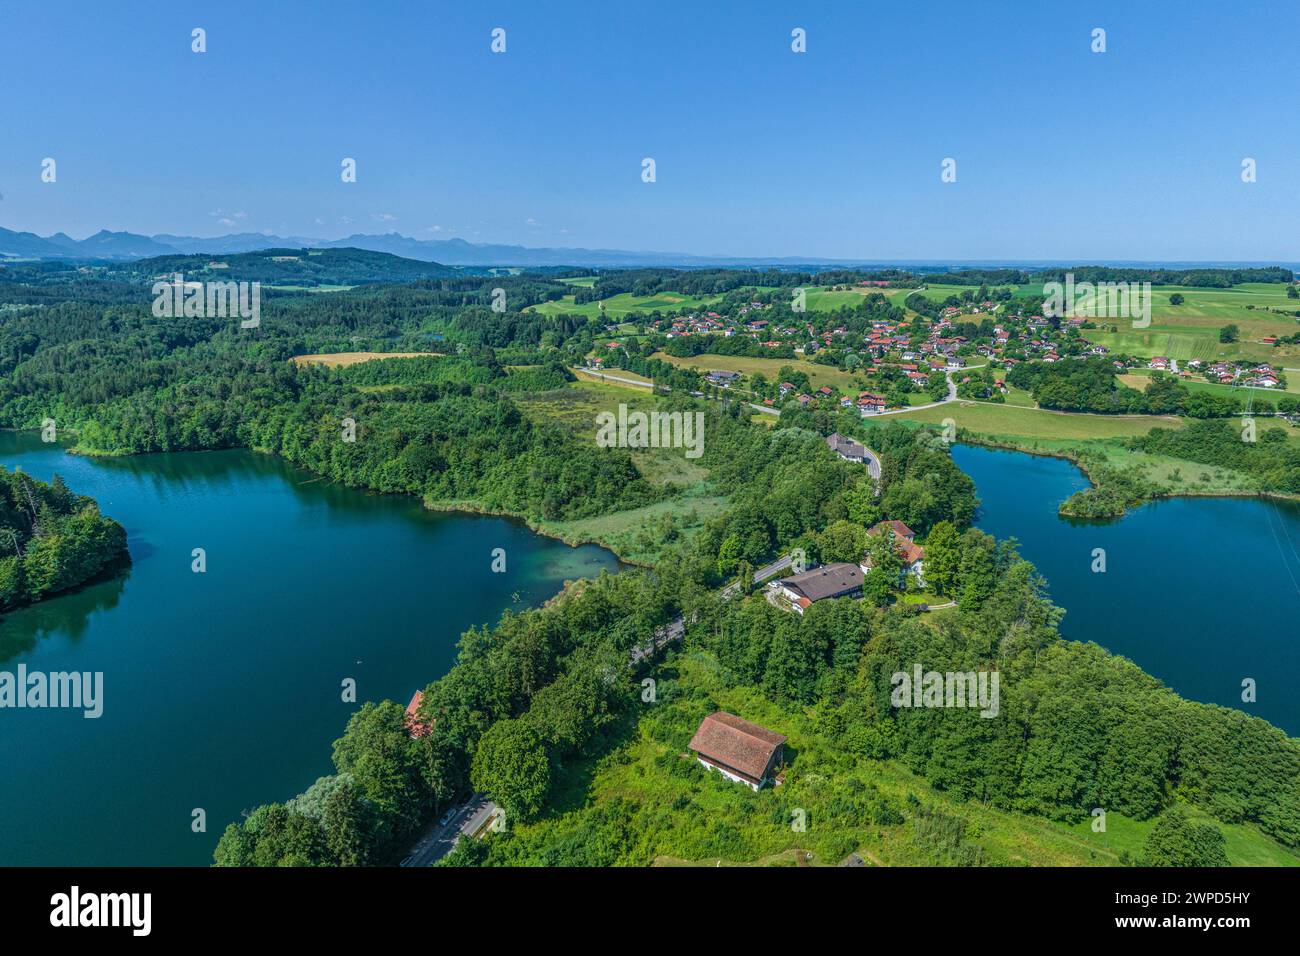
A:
953,443,1300,736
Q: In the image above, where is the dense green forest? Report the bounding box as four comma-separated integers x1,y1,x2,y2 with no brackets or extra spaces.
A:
0,466,126,610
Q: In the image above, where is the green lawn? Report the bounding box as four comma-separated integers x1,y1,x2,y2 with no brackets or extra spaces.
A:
1120,368,1300,397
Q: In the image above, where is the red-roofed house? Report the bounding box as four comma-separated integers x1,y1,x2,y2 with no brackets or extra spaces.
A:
405,689,434,738
688,712,787,790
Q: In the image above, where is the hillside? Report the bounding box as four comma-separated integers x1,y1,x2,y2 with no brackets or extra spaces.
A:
116,247,462,287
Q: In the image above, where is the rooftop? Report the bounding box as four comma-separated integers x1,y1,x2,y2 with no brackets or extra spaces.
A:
689,712,786,784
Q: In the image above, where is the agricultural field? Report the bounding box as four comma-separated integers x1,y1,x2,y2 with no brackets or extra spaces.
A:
650,350,861,391
263,284,356,293
802,285,916,311
289,350,439,368
1118,368,1300,397
1080,283,1300,363
527,290,723,319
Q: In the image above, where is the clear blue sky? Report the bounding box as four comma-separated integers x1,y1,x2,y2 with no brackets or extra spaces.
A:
2,0,1296,261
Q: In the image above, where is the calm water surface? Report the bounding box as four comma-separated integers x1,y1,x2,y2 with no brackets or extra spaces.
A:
952,444,1300,736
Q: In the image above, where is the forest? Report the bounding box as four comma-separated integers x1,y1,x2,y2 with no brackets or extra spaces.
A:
0,466,126,611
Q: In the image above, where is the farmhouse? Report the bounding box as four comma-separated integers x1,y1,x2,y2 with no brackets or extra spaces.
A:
688,712,787,791
706,370,740,386
826,432,868,463
772,562,863,613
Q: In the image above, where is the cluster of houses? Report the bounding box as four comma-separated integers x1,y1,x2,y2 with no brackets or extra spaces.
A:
1157,358,1283,389
769,519,926,615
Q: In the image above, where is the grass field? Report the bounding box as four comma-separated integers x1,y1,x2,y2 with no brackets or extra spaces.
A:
1080,283,1299,363
264,284,356,293
573,367,655,387
514,378,724,563
290,351,440,368
650,350,861,390
515,378,712,485
875,400,1185,441
535,494,728,566
527,291,724,319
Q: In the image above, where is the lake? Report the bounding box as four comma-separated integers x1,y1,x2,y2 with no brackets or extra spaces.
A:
0,431,621,866
952,444,1300,737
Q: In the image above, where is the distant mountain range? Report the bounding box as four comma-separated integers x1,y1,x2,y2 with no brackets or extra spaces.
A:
0,226,879,268
2,225,1296,272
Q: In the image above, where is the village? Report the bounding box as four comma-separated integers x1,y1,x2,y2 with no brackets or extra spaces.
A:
585,276,1290,415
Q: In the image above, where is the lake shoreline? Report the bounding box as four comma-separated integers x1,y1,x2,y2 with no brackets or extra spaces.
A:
1,427,647,570
0,432,624,866
956,434,1300,510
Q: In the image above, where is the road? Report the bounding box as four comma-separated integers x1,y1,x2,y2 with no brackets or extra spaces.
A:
578,369,656,389
869,368,959,417
862,446,881,483
401,793,495,867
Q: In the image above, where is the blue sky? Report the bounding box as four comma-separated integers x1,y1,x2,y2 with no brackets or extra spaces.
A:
1,0,1296,261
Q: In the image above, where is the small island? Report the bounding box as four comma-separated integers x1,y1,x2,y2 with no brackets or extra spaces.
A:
0,466,127,612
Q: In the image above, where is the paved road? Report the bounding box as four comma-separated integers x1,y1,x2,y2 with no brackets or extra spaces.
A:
639,550,797,657
402,793,495,867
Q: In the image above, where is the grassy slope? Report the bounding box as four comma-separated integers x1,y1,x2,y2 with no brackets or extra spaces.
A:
513,379,725,564
498,650,1300,867
650,350,861,390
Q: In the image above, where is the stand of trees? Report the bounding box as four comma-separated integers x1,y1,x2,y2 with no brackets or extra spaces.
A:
1008,360,1244,418
0,467,126,610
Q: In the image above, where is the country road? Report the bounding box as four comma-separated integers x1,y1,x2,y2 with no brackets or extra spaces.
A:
402,793,496,868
